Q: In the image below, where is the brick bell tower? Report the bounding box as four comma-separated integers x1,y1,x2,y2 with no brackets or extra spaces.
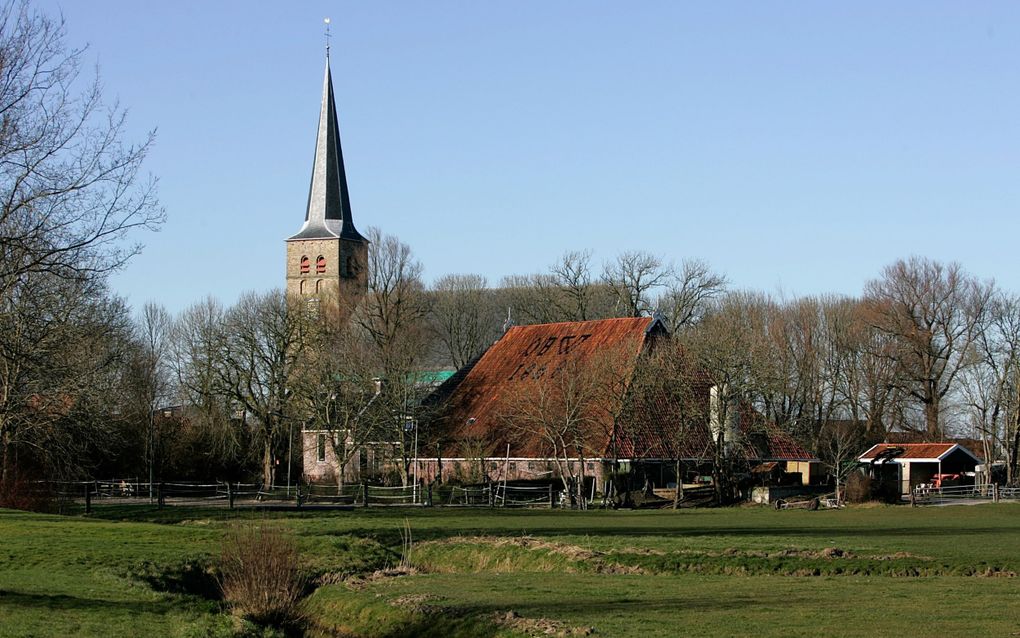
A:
285,51,369,312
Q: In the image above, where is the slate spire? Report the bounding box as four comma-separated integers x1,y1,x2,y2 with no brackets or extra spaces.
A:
288,55,367,242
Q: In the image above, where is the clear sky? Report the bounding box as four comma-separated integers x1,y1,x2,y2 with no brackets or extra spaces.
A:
35,1,1020,313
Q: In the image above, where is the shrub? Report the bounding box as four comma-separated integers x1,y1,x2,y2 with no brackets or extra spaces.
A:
844,472,872,503
218,522,306,631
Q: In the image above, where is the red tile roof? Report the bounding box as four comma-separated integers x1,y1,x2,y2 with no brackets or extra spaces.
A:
436,317,657,458
859,443,970,461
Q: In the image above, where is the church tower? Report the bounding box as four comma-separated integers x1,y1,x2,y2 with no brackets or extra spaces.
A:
286,54,369,310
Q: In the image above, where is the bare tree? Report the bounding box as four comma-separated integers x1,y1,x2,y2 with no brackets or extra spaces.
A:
128,302,172,496
169,297,244,465
622,339,710,508
498,273,566,325
356,228,431,485
603,251,672,318
429,273,498,369
0,3,161,484
0,2,162,295
294,319,384,491
656,259,727,334
501,348,632,509
682,292,766,503
965,292,1020,482
358,228,430,371
820,419,865,504
497,250,618,326
864,257,994,439
0,274,133,482
217,290,309,488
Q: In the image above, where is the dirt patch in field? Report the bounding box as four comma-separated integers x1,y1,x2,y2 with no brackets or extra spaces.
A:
444,535,599,561
494,610,596,637
715,547,932,561
423,536,648,574
389,593,444,615
343,566,418,590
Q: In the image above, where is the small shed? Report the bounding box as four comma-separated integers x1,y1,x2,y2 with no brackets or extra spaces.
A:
858,443,981,496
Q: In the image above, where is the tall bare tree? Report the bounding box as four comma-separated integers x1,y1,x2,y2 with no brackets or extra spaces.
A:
864,257,994,438
656,259,727,334
127,302,172,496
294,318,384,490
682,292,767,503
622,339,710,508
169,297,245,467
217,290,309,488
0,2,162,294
356,228,431,485
0,2,161,484
603,251,672,318
429,273,498,369
965,292,1020,482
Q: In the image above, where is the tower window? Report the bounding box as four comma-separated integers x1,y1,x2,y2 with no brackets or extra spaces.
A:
317,434,326,462
299,256,310,274
316,255,326,274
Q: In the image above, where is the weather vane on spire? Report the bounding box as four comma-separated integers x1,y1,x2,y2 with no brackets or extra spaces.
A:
324,17,331,58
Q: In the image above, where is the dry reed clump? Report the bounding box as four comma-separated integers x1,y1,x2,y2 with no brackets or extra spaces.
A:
844,472,873,503
218,522,306,630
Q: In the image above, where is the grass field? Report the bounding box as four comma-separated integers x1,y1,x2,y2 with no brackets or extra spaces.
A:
2,503,1019,636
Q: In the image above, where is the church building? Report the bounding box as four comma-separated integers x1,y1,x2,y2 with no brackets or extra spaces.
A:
285,53,368,309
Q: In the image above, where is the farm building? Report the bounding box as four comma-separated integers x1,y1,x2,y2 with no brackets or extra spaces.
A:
418,315,816,491
858,443,981,496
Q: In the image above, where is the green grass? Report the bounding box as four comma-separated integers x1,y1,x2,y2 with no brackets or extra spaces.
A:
309,572,1020,638
3,504,1020,636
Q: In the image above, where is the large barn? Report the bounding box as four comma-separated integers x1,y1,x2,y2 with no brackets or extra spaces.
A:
417,316,815,490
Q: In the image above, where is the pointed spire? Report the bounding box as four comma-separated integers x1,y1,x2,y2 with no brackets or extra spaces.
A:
288,55,367,243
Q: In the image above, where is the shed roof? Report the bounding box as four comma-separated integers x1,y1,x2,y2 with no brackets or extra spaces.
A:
858,443,979,463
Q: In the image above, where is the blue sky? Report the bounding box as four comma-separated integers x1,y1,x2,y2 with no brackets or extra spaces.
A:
36,2,1020,313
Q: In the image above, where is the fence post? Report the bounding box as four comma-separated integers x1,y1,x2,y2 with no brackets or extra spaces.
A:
362,481,370,508
227,482,235,509
157,482,165,510
994,483,1000,503
548,484,554,509
487,481,493,508
296,483,304,508
426,483,433,507
84,482,92,515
